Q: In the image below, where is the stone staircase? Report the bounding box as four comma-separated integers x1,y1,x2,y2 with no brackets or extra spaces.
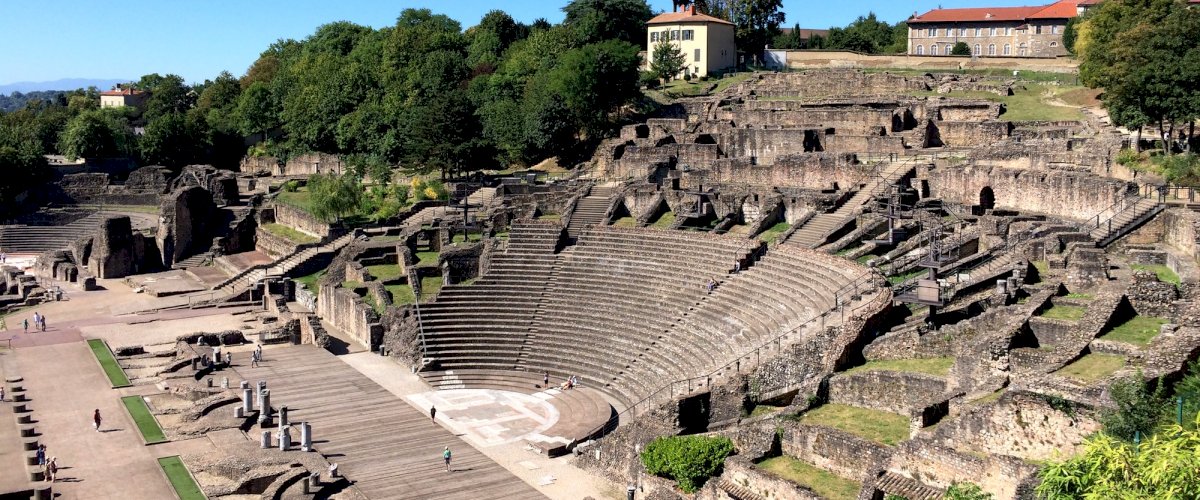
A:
785,161,915,249
1088,196,1163,247
717,478,766,500
0,210,157,254
171,252,213,270
566,186,614,239
210,232,357,295
874,471,943,500
403,187,498,228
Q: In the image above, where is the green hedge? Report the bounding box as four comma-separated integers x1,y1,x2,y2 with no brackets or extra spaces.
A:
87,339,131,388
640,435,734,492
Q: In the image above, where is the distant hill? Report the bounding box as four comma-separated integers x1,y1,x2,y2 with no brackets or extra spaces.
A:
0,78,129,95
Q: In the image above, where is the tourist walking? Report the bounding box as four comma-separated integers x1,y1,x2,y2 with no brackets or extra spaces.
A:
45,457,56,482
443,446,452,472
225,351,232,366
430,405,437,422
32,312,40,331
255,343,263,361
39,314,46,332
250,350,260,368
93,409,102,431
35,445,45,466
543,371,549,388
22,318,28,333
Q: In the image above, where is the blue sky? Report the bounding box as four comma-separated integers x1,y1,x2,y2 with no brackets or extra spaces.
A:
0,0,1044,85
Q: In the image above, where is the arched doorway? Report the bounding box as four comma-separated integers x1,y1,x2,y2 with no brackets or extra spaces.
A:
979,186,996,211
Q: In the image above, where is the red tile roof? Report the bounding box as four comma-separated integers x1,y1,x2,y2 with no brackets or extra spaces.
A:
99,88,144,97
909,0,1079,24
648,8,733,26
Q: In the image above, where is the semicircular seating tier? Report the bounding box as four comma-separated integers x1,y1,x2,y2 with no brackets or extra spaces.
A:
419,222,872,412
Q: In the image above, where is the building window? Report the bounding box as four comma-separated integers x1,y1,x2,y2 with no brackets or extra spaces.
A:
694,49,701,62
990,27,997,36
1053,25,1061,34
682,30,694,41
670,30,679,40
975,28,982,37
927,28,936,37
1005,27,1012,36
959,28,967,36
651,32,659,42
1036,25,1042,34
974,44,981,55
1050,41,1058,47
988,44,996,55
931,44,939,55
1003,44,1011,55
916,45,924,55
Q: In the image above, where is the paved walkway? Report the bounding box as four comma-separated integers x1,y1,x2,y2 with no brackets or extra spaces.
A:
230,345,546,499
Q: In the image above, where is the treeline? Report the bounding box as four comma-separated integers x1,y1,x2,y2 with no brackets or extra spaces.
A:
0,1,664,213
0,91,68,113
773,13,908,54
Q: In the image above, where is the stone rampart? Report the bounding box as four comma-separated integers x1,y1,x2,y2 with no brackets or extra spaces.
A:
930,165,1132,221
694,153,863,190
779,51,1080,74
932,121,1010,148
828,370,949,415
933,391,1100,462
780,423,890,481
887,440,1040,499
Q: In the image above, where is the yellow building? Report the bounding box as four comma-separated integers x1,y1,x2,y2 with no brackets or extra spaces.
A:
99,87,147,109
646,4,736,78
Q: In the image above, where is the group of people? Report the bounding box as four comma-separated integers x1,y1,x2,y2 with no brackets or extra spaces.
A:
559,374,580,390
35,444,57,482
23,312,47,332
705,277,718,292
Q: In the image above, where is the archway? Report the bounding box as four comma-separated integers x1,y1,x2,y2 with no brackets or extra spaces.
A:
979,186,996,211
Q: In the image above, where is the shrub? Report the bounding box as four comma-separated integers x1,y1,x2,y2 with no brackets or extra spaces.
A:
683,73,693,82
1115,148,1142,166
281,180,301,192
639,71,661,89
1101,372,1169,441
945,482,992,499
1159,154,1200,187
640,435,734,493
1037,419,1200,499
950,42,972,56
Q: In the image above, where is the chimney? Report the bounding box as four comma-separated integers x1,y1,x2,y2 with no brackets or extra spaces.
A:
689,5,696,15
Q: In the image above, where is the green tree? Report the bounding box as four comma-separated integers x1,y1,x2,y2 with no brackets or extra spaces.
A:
640,435,734,493
0,120,50,216
467,10,528,68
1063,16,1081,54
945,482,992,500
235,81,278,142
58,108,134,160
649,38,687,81
1101,373,1169,441
141,74,194,122
827,13,895,54
548,40,641,137
306,172,362,223
562,0,652,46
140,113,208,168
950,41,972,56
1036,419,1200,499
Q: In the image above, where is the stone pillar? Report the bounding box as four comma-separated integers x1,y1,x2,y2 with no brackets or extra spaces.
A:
192,357,199,371
279,406,289,427
240,380,249,390
234,406,245,418
242,388,253,413
221,377,229,389
995,279,1007,294
206,377,213,388
257,380,267,398
258,389,272,426
301,422,312,452
261,430,271,448
279,426,291,451
33,485,51,500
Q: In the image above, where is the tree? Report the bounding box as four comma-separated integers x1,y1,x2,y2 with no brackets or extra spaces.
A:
141,74,194,122
1036,418,1200,499
236,81,279,142
306,172,362,223
827,13,895,54
945,483,993,500
0,119,50,217
649,38,687,81
641,435,734,493
951,41,972,56
140,112,208,168
1101,373,1169,441
58,108,134,160
1063,16,1081,54
562,0,652,46
728,0,785,62
467,10,528,68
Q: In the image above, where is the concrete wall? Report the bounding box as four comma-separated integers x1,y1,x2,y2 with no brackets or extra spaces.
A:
781,50,1079,73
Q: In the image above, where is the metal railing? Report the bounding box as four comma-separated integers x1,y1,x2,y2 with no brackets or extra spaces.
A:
578,266,887,442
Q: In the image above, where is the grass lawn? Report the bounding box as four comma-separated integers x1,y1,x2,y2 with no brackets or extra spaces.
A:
1100,316,1168,346
1064,293,1094,300
451,232,483,244
845,357,955,377
1038,305,1087,321
856,254,879,264
649,211,676,228
87,339,131,388
888,269,926,285
121,396,167,444
757,456,860,500
796,404,910,446
907,84,1083,122
157,456,206,500
414,250,439,266
611,216,638,227
420,276,444,301
260,223,319,245
1056,354,1126,382
78,204,161,214
386,283,415,305
748,405,784,418
756,221,791,245
275,189,314,213
1033,260,1050,275
659,72,753,98
366,264,404,281
294,269,325,291
494,231,510,240
1132,264,1181,286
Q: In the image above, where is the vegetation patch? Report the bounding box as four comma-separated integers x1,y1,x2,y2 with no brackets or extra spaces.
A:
121,396,167,444
845,357,954,377
757,456,860,500
157,456,205,500
451,232,482,244
970,390,1005,406
888,269,926,285
87,339,131,388
1038,305,1087,321
1064,293,1094,300
611,216,638,227
756,221,791,245
641,435,734,493
1131,264,1181,286
1100,316,1168,346
386,283,415,305
795,404,910,446
907,84,1084,121
1056,354,1126,382
649,211,676,228
414,250,440,266
748,405,783,418
366,264,404,282
260,223,319,245
420,276,444,301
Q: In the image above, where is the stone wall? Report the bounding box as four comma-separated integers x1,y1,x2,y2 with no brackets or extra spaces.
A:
254,226,300,259
689,153,864,190
780,423,889,482
316,283,382,349
932,121,1010,148
827,370,949,415
779,51,1080,73
156,186,218,268
282,153,343,177
718,457,823,500
90,216,136,278
272,202,330,238
1163,208,1200,261
885,440,1040,499
238,156,280,175
933,392,1100,462
930,165,1132,221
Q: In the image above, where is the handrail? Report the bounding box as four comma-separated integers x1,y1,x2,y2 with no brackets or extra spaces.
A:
578,264,886,441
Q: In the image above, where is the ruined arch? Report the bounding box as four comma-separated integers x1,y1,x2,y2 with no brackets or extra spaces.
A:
979,186,996,211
